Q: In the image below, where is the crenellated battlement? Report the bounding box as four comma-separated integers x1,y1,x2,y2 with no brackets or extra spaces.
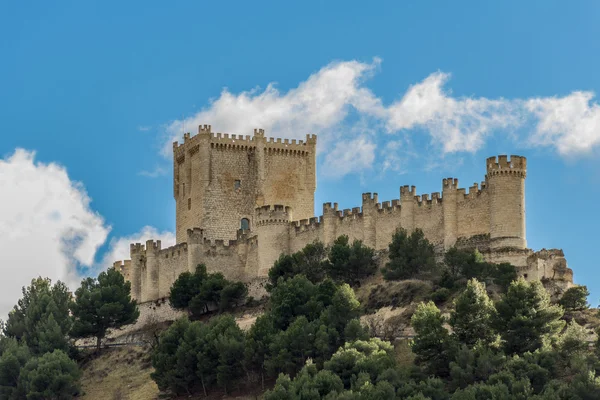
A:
158,242,188,259
400,185,417,197
443,178,459,189
362,192,379,204
416,192,443,206
323,202,339,213
486,155,527,178
173,125,317,163
377,199,401,214
255,204,293,226
292,217,322,233
337,208,364,220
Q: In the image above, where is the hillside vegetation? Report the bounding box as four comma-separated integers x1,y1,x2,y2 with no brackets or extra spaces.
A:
2,228,600,399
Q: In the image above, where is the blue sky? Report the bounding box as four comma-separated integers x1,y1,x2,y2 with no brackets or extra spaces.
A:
1,1,599,316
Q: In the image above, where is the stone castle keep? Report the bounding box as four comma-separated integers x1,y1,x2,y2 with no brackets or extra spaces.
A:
114,125,573,303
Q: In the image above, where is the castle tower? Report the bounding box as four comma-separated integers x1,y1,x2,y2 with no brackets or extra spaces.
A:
486,155,527,249
172,125,317,243
254,205,293,276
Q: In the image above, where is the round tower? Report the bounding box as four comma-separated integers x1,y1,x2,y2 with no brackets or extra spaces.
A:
486,155,527,249
254,205,293,277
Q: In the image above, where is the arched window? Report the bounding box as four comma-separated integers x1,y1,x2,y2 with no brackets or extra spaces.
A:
240,218,250,231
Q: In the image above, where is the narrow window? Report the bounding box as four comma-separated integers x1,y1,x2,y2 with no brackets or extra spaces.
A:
182,183,185,196
241,218,250,231
234,180,241,190
188,198,191,210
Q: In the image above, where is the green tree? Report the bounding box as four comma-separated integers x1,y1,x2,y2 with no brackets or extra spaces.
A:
189,272,228,316
449,279,498,347
268,275,322,330
383,228,436,280
444,248,486,279
214,322,246,393
327,235,377,285
3,278,72,355
490,263,518,292
169,264,207,309
244,315,277,389
0,337,31,399
411,301,454,377
17,350,81,400
449,345,504,391
267,254,298,291
324,338,395,390
267,241,329,290
266,316,317,377
494,279,564,355
70,267,139,351
150,317,191,394
559,285,590,311
219,281,248,312
264,362,344,400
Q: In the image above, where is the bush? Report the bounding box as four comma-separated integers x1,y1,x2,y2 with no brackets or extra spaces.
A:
431,288,451,305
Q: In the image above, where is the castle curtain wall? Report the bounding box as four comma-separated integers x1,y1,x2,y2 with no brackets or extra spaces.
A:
119,128,542,304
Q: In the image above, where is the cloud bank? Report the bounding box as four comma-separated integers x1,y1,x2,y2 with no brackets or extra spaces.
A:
0,150,176,321
164,59,600,177
0,150,110,319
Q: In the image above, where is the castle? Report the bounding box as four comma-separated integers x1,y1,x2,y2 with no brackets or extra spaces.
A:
114,125,573,303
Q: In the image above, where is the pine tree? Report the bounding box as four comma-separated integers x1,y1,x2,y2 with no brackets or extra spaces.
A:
70,267,139,351
17,350,81,399
411,301,454,377
449,279,498,347
494,278,564,355
3,277,72,355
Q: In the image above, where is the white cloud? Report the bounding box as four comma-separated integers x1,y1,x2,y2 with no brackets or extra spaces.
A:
322,136,376,178
386,72,523,153
161,60,600,179
162,58,383,158
0,149,176,321
138,166,168,178
98,226,176,270
0,149,110,320
526,91,600,155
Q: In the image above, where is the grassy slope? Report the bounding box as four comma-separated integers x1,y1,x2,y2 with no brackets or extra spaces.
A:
78,346,159,400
